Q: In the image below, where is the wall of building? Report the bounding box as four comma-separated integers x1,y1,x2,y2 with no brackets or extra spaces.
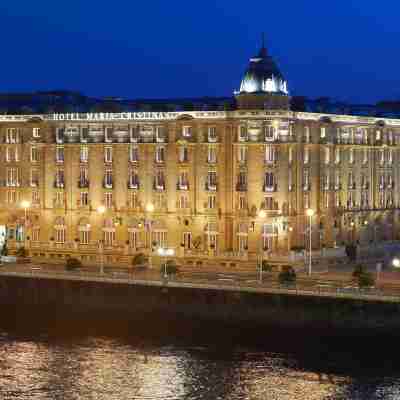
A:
0,110,399,265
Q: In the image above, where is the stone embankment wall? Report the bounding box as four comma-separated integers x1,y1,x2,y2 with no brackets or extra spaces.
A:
1,275,400,332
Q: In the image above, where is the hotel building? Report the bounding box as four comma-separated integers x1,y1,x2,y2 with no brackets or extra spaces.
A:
0,43,399,265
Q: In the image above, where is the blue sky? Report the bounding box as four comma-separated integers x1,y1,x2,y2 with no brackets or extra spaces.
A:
0,0,398,103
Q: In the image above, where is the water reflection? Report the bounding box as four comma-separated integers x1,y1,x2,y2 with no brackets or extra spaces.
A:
1,316,400,399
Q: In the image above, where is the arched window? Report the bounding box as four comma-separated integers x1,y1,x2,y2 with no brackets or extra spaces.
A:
54,217,66,243
78,218,91,245
102,218,115,246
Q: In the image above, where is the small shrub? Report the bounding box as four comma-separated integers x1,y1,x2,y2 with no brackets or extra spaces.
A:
261,260,272,273
132,253,147,268
16,247,27,258
278,265,296,285
65,257,82,271
358,272,375,288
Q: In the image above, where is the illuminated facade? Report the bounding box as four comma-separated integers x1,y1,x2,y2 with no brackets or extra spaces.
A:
0,44,399,265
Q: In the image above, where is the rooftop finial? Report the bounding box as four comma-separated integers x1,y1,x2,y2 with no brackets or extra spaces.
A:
259,33,268,57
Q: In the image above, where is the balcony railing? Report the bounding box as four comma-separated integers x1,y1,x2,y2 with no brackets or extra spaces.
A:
54,181,65,189
78,180,90,188
103,181,113,189
177,182,189,191
205,183,218,192
263,184,277,193
154,183,165,191
128,181,140,190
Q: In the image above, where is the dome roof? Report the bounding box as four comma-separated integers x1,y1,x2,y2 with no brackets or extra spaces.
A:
238,45,288,95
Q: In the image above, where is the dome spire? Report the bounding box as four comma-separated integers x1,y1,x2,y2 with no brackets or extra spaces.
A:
259,32,268,58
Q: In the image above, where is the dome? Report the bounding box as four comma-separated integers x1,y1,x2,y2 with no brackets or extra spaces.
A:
238,45,288,95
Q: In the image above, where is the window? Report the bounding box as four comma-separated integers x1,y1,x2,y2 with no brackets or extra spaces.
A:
155,126,165,142
80,191,89,207
237,224,248,252
288,169,294,191
129,192,139,209
30,147,39,162
265,145,276,164
261,223,278,250
361,191,369,209
206,171,217,191
105,127,113,143
178,171,189,190
320,127,326,138
237,171,247,190
32,128,40,138
178,146,188,163
182,126,192,138
288,147,294,164
387,149,393,165
304,126,311,143
178,194,189,209
55,147,64,163
379,149,384,165
130,126,139,142
264,172,275,191
128,170,139,189
349,148,354,164
104,170,113,188
6,147,17,162
103,230,116,246
79,167,89,188
303,147,310,164
155,170,165,190
104,192,113,209
379,174,385,190
30,169,39,187
32,190,40,205
362,149,368,164
129,231,138,249
238,195,247,210
152,231,167,248
80,127,88,143
322,173,330,191
361,174,369,190
80,229,90,245
182,232,192,249
207,195,216,209
129,145,139,163
238,146,247,163
6,128,19,144
334,171,341,190
104,147,112,163
303,169,310,191
55,170,64,188
264,196,275,210
56,128,64,143
323,192,329,209
388,174,394,189
80,146,88,163
7,190,17,204
7,168,19,187
208,126,217,142
55,227,66,244
334,148,340,164
32,227,40,242
155,193,165,209
207,146,217,163
264,125,275,141
324,147,330,164
155,146,165,163
348,171,355,189
239,126,248,142
304,193,310,209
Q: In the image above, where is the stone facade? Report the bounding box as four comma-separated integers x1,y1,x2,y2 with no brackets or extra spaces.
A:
0,109,399,266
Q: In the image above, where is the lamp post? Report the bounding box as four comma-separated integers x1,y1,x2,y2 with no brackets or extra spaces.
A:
306,209,315,276
158,247,175,279
257,210,266,283
145,203,154,268
20,200,30,247
97,205,106,274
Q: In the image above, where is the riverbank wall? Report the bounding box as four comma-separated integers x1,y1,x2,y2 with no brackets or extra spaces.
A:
1,274,400,334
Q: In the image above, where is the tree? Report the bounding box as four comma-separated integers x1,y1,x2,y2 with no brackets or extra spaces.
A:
65,257,82,271
278,266,296,286
16,247,27,258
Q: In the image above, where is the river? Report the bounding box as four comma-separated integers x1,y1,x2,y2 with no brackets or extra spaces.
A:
0,306,399,400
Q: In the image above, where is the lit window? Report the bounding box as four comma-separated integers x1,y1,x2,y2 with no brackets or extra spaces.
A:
238,146,247,163
208,127,217,142
80,146,89,163
55,147,64,163
104,147,113,163
239,126,248,142
30,147,39,162
207,147,217,163
104,192,113,209
33,127,40,138
182,126,192,138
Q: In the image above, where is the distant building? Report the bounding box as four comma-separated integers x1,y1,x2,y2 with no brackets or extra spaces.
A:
0,42,399,264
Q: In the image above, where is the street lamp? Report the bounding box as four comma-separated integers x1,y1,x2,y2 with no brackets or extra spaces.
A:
158,247,175,279
392,258,400,268
306,209,315,276
97,206,106,274
20,201,30,246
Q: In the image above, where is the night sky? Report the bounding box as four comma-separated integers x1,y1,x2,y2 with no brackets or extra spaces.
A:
0,0,398,103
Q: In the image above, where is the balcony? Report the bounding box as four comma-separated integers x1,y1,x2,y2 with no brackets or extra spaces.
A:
78,180,90,189
205,183,218,192
177,182,189,191
127,181,140,190
54,181,65,189
236,183,247,192
154,183,165,191
263,184,277,193
103,181,113,189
